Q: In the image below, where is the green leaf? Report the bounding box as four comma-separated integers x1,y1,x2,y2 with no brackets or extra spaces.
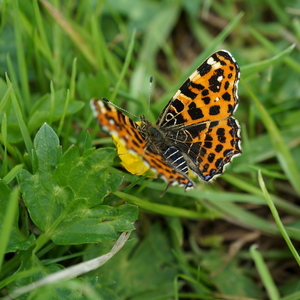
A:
52,205,137,245
7,253,80,300
32,121,62,173
88,224,178,299
83,131,92,151
17,124,138,247
202,249,264,298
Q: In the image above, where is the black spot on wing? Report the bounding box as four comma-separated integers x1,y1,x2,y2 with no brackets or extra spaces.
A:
205,134,213,141
215,144,223,153
202,97,210,105
203,163,209,172
172,98,184,112
210,121,219,128
218,50,234,63
224,81,230,90
227,104,234,113
180,78,206,101
198,62,212,76
209,105,220,116
190,80,205,91
208,68,224,92
222,92,231,101
207,153,215,163
180,79,197,100
217,127,225,137
227,117,239,129
204,141,212,148
202,89,209,96
200,147,207,157
217,127,226,143
188,102,204,120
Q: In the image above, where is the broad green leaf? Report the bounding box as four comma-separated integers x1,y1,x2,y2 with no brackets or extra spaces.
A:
18,124,138,246
87,224,177,299
202,250,264,298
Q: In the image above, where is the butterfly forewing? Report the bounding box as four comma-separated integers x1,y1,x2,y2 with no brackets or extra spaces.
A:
91,99,146,156
157,50,240,128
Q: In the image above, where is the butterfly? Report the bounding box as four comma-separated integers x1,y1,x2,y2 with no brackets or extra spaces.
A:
91,50,241,190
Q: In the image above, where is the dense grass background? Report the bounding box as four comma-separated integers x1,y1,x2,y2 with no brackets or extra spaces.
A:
1,0,300,299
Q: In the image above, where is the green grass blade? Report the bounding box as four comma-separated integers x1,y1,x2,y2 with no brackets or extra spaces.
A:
49,81,55,126
0,113,8,177
281,291,300,300
114,191,204,219
250,245,281,300
172,12,244,94
2,164,24,185
41,0,98,69
265,0,290,27
6,76,33,162
204,198,279,234
242,44,295,77
6,54,23,111
224,174,300,216
0,187,20,273
258,171,300,265
32,0,53,68
90,15,105,72
194,11,244,61
57,90,70,137
13,0,30,111
0,82,13,114
110,29,136,102
69,57,77,100
243,79,300,196
248,26,300,72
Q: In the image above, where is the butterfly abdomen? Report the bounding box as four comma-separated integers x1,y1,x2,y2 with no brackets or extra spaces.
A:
162,147,189,175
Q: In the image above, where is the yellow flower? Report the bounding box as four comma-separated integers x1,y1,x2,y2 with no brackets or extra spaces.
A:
112,135,157,178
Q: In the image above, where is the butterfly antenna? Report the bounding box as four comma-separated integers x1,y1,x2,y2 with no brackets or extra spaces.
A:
101,97,139,119
147,76,153,117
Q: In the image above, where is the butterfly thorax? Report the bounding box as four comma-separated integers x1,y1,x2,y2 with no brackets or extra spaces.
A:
139,116,170,154
139,115,191,181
